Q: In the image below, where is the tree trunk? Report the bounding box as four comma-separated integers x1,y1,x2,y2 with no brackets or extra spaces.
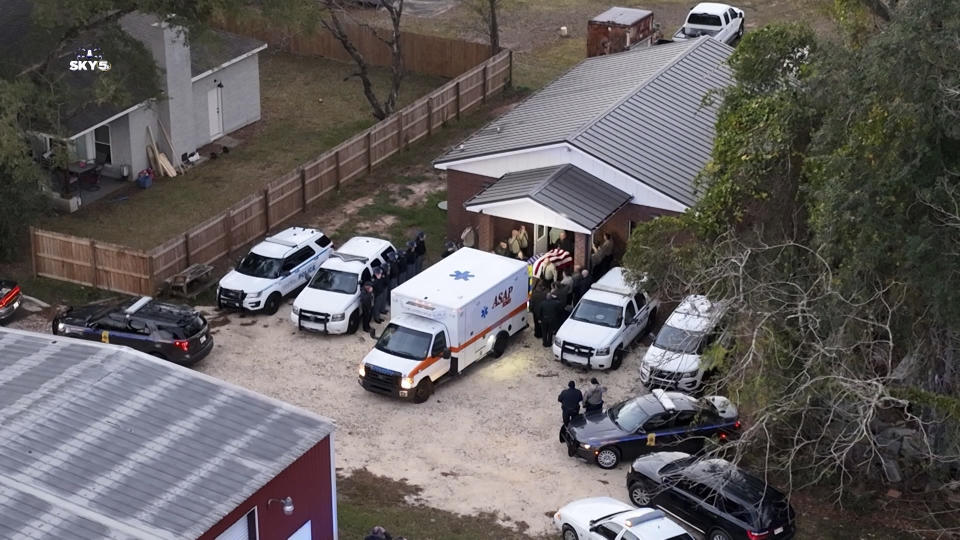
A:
488,0,500,57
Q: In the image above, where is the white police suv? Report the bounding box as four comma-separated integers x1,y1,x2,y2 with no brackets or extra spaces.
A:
217,227,333,314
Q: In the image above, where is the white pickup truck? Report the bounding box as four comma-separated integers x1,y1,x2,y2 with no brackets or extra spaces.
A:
358,248,529,403
552,267,658,371
673,2,745,45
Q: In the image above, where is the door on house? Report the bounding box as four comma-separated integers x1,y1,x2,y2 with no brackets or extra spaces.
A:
208,87,223,139
534,224,549,255
287,521,311,540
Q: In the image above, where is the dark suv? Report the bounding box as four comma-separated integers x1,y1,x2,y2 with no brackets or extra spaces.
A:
53,296,213,366
626,452,796,540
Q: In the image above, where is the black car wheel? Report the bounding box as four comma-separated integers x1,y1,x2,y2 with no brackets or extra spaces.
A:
562,524,579,540
595,446,620,469
737,20,745,39
347,310,360,334
559,426,567,444
263,293,282,315
629,480,656,506
491,331,509,358
412,378,434,404
708,528,734,540
610,347,624,370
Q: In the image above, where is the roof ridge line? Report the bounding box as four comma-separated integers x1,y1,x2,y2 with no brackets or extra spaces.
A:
565,37,714,144
531,163,571,197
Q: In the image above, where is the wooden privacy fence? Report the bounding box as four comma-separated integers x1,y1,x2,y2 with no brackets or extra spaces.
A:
31,50,512,296
217,16,493,79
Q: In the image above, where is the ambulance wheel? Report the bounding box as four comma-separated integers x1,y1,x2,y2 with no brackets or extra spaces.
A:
611,347,624,370
492,331,509,358
413,378,434,404
346,310,360,334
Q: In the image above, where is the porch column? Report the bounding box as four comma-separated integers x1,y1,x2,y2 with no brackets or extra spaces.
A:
574,232,589,270
477,213,495,252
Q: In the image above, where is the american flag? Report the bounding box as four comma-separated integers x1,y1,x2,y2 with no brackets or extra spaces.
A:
529,249,573,278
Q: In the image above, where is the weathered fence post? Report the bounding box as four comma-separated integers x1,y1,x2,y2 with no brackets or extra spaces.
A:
455,80,462,119
225,210,234,258
482,62,489,102
263,187,271,233
397,112,405,150
147,252,156,295
184,233,191,267
300,167,308,212
366,131,373,173
427,97,434,135
335,150,342,191
89,239,99,288
29,227,37,277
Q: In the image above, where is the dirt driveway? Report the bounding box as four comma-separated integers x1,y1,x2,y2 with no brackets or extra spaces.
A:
198,300,650,535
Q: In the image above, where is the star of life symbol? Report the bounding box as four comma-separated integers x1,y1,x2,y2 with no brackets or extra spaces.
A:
481,306,489,318
450,270,475,281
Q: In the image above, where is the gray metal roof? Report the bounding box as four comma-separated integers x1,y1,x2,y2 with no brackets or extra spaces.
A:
466,164,631,231
436,37,734,209
571,37,734,207
591,6,653,25
190,29,266,78
436,39,700,164
0,328,335,540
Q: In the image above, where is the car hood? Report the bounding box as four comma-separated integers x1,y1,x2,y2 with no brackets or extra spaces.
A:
361,346,423,376
294,286,356,314
641,346,701,373
566,410,629,445
218,270,273,294
556,318,620,349
559,497,633,523
630,451,691,480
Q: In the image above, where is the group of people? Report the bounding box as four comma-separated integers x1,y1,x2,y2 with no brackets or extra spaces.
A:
494,225,531,260
364,525,406,540
529,265,596,347
359,231,427,333
558,378,607,425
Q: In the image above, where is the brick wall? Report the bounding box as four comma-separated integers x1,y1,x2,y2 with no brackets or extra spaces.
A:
445,169,496,243
597,203,682,263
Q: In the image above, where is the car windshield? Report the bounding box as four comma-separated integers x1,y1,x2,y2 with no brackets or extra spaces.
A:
235,253,283,279
309,268,359,294
658,456,698,476
609,398,650,432
375,324,431,361
570,300,622,328
688,13,722,26
654,325,704,354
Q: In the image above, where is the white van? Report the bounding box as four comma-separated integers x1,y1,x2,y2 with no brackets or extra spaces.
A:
217,227,333,314
358,248,528,403
639,295,726,392
290,236,396,334
552,267,658,370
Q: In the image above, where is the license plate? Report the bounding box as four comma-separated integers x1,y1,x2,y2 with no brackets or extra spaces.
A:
774,527,784,535
399,390,408,397
200,335,207,344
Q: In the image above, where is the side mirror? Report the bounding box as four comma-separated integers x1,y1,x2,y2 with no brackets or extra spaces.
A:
442,348,451,359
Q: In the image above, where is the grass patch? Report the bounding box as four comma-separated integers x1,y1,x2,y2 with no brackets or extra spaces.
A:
38,51,445,250
337,469,548,540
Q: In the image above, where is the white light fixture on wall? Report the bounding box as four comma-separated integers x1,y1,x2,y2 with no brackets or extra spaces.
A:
268,497,295,516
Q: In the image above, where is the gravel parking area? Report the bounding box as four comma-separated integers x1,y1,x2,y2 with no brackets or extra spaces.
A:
6,294,651,536
197,300,650,536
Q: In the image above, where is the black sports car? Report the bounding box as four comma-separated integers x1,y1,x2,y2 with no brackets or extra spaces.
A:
627,452,797,540
52,296,213,366
560,390,741,469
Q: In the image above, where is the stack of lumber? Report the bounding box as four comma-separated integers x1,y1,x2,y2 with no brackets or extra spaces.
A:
146,125,180,177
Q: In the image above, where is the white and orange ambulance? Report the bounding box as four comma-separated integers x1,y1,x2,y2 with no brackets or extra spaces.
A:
358,248,529,403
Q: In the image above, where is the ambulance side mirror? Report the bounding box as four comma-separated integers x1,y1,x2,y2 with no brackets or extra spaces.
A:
442,348,451,359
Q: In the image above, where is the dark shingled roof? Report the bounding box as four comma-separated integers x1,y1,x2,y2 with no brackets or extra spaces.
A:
190,29,266,78
0,328,334,540
437,37,734,208
466,164,631,231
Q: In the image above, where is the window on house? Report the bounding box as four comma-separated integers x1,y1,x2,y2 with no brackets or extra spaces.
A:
215,508,258,540
94,125,111,164
628,221,638,238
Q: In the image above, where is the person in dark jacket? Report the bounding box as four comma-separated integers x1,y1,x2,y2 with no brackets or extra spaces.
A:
403,241,417,282
360,282,375,332
414,231,427,274
572,267,592,306
558,380,583,425
371,268,388,323
529,282,547,339
395,246,409,285
386,251,399,292
540,289,566,347
555,230,574,254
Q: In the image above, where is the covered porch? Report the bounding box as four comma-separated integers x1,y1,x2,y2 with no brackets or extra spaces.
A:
464,164,631,272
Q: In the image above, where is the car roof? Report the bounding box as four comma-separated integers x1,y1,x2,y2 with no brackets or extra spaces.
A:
125,297,197,324
251,227,325,258
683,459,784,506
581,289,630,306
337,236,393,258
663,295,723,332
591,267,637,296
691,2,735,15
619,508,688,536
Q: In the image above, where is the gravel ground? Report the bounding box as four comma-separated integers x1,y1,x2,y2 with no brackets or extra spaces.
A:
6,296,652,536
198,301,651,536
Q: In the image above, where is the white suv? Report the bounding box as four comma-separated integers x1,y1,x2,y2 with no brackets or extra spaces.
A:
291,236,396,334
217,227,333,315
554,497,693,540
639,295,726,392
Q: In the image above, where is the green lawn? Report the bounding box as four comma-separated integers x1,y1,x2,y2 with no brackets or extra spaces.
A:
37,51,445,250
